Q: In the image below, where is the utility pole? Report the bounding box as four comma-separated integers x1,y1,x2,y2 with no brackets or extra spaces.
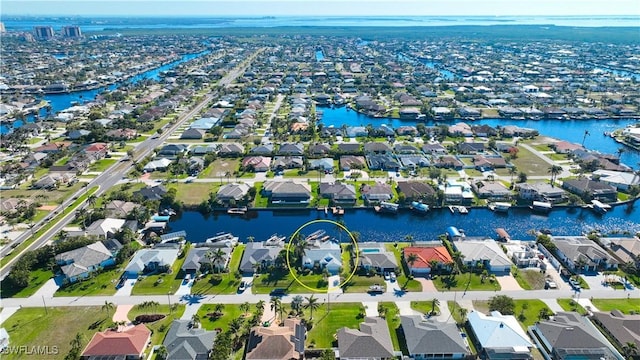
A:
42,295,48,315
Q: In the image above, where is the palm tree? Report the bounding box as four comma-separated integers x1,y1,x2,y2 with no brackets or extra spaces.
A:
623,342,638,358
291,295,304,316
458,307,468,323
538,308,552,320
256,300,265,317
581,129,590,147
70,332,84,353
270,296,283,324
548,165,563,187
155,345,168,360
431,298,440,316
87,194,97,209
102,301,115,319
214,303,225,316
509,166,518,185
240,302,251,316
406,253,419,276
304,294,320,320
191,314,201,328
228,317,243,336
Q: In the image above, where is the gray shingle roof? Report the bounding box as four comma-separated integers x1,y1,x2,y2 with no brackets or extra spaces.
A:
400,316,468,356
163,320,216,360
338,317,394,359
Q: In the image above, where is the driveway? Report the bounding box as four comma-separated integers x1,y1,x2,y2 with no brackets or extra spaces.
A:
496,274,522,291
175,279,193,296
0,307,20,325
32,278,60,298
416,278,437,292
362,301,379,317
580,273,615,291
115,275,136,297
395,301,421,316
541,299,564,313
112,304,134,323
180,302,203,322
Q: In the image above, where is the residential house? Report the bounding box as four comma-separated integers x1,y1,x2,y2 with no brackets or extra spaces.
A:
338,143,362,154
457,142,485,154
467,311,533,360
262,181,312,204
337,317,394,360
590,310,640,357
473,156,507,169
551,141,583,154
422,143,448,155
402,245,453,276
81,324,151,360
308,143,332,156
515,182,566,203
339,155,366,171
278,143,304,155
345,126,368,138
55,240,121,283
601,237,640,267
242,156,272,172
104,200,139,219
303,236,342,274
308,158,334,172
84,143,109,160
124,245,180,277
218,143,244,157
441,180,474,205
358,243,398,273
180,128,206,139
143,158,172,172
453,239,513,274
592,169,640,191
0,198,32,214
397,181,436,202
163,320,216,360
250,144,275,155
158,144,188,157
245,318,305,360
503,242,540,268
400,316,470,359
272,156,304,170
319,182,357,204
552,236,619,272
216,183,251,204
364,142,393,154
67,218,126,239
435,155,464,170
191,145,217,155
397,154,430,169
181,246,233,274
239,235,286,273
361,182,393,203
562,179,617,202
189,117,219,130
528,312,623,360
133,185,168,201
106,128,137,140
68,129,91,140
472,181,512,201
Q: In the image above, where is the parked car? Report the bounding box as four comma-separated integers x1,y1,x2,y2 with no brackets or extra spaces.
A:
270,288,287,297
384,272,391,281
238,281,247,292
368,284,384,294
390,272,396,282
544,279,557,289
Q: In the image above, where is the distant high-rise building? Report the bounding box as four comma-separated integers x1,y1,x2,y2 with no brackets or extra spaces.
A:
34,26,54,40
0,22,5,33
63,26,82,38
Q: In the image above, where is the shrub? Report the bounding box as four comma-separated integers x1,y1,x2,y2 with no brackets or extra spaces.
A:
134,314,165,323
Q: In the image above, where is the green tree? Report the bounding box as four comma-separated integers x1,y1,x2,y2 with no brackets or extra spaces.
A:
488,295,515,315
548,165,563,187
304,294,320,320
102,300,115,319
270,296,283,324
431,298,440,315
240,302,251,316
155,345,168,360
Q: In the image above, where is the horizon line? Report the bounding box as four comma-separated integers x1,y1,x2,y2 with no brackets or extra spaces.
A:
3,14,640,18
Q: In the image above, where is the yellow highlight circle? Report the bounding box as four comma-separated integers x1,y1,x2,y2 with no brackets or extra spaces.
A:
285,219,359,293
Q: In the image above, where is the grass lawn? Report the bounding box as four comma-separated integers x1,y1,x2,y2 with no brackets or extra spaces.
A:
341,274,386,293
379,302,402,352
591,298,640,314
448,301,465,324
54,266,123,297
89,159,117,172
513,268,546,290
0,267,53,298
433,272,501,292
253,269,328,294
131,247,189,295
3,306,111,360
513,299,552,328
253,182,268,208
384,243,422,292
511,146,551,177
1,182,84,206
548,153,569,161
557,298,587,315
205,158,241,179
166,182,219,206
196,304,245,332
191,245,244,295
306,303,362,349
410,301,440,315
127,304,186,346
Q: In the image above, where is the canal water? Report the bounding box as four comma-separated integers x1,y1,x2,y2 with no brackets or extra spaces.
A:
317,105,640,166
168,204,640,244
0,51,208,134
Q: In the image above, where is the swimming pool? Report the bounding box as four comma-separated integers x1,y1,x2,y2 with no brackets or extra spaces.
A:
361,248,380,253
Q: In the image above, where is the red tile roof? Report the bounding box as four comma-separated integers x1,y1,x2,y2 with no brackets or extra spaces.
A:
403,246,453,268
82,324,150,357
85,142,108,153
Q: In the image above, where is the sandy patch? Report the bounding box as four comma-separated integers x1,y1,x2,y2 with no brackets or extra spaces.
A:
38,205,57,211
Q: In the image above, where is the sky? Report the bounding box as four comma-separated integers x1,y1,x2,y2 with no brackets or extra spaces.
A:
3,0,640,17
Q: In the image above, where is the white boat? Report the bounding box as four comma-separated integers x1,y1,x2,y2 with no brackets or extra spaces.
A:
530,201,552,213
449,205,469,214
488,202,512,213
590,200,611,214
375,201,399,214
411,201,429,213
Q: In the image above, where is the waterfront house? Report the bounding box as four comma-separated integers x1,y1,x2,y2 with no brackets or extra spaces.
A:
400,316,469,359
337,317,395,360
262,181,312,204
319,182,357,204
346,126,368,138
515,182,566,203
467,311,533,360
133,185,167,201
55,240,120,283
592,169,640,191
239,235,286,273
245,318,305,360
357,243,398,273
124,245,180,277
181,246,233,274
550,141,583,154
562,179,617,203
163,320,216,360
303,236,342,274
402,245,453,276
396,181,436,202
81,324,151,360
242,156,272,172
453,239,513,274
216,183,251,204
471,181,512,201
528,312,623,360
503,242,540,268
67,218,127,239
441,180,474,205
361,182,393,203
601,236,640,267
448,122,472,137
590,310,640,356
552,236,618,272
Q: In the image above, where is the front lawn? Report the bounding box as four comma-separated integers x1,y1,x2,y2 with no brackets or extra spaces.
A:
131,247,189,295
591,298,640,314
191,245,244,295
306,303,362,349
379,302,402,352
127,304,186,346
167,182,219,206
433,272,501,292
54,266,123,297
510,146,551,177
512,268,545,290
3,306,109,360
0,268,53,298
384,243,422,292
556,298,587,315
513,299,553,328
410,301,441,315
89,159,117,172
196,304,244,332
252,268,328,294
